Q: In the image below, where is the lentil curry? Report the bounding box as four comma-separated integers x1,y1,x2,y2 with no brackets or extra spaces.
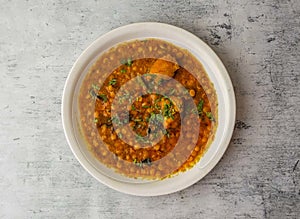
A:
78,38,218,180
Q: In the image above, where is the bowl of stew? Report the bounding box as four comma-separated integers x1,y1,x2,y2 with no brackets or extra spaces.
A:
62,22,236,196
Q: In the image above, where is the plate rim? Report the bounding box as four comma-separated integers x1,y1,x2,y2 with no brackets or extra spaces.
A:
62,22,236,196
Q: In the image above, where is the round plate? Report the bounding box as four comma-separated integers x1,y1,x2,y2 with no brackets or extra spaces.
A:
62,22,236,196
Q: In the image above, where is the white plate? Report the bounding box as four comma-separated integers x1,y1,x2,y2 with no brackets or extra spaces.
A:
62,22,236,196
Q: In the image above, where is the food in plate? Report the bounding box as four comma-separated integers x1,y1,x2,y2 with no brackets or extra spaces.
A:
78,38,218,179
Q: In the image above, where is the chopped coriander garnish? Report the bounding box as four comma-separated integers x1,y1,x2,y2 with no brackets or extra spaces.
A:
206,112,215,121
97,94,107,102
111,116,121,125
163,102,174,119
162,129,170,138
120,58,133,66
89,89,97,99
142,105,150,108
197,99,204,115
118,91,131,104
157,78,164,85
166,131,170,138
94,118,98,123
131,105,136,110
142,158,152,166
127,58,133,66
169,88,176,95
136,134,149,144
120,59,127,65
92,84,100,90
109,78,117,85
120,69,126,73
137,77,146,88
145,116,150,122
133,158,152,167
150,113,164,123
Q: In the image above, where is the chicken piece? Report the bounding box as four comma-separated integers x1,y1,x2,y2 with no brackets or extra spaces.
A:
149,54,179,77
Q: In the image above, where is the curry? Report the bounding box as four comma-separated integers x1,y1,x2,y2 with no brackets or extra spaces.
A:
78,38,218,179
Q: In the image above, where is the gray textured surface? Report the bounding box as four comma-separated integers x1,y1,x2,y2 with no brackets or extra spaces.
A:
0,0,299,218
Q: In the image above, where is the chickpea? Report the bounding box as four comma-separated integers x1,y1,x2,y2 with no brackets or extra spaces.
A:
108,85,113,91
189,89,195,97
102,150,108,156
101,125,107,133
92,139,99,147
103,58,108,64
201,137,208,144
142,150,149,160
153,145,160,151
133,145,140,150
110,92,115,98
111,133,117,141
116,162,122,168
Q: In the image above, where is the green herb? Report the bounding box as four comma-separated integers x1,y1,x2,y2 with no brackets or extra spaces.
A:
109,78,117,85
166,132,170,138
169,88,176,95
94,118,98,123
133,158,152,167
150,113,164,123
134,118,142,122
145,115,150,122
131,105,136,110
137,77,146,88
163,103,174,119
156,114,164,122
163,129,170,138
142,158,152,166
206,112,215,121
157,78,164,85
136,134,149,144
111,116,121,125
120,59,127,65
118,91,131,104
197,99,204,115
191,108,198,115
154,96,162,110
89,89,97,99
142,105,150,108
92,84,100,90
97,94,107,102
120,69,126,73
121,57,133,66
127,58,133,66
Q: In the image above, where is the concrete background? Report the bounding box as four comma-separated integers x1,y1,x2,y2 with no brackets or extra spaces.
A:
0,0,299,218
